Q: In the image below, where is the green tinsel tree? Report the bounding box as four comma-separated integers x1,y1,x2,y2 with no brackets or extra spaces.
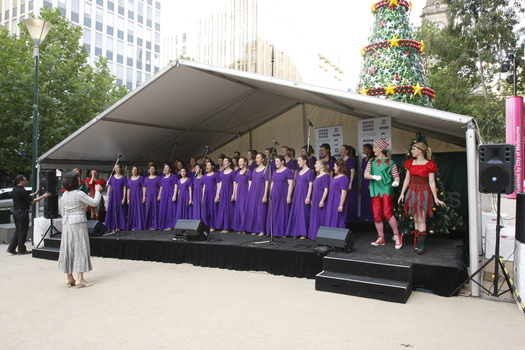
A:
357,0,434,107
394,132,463,235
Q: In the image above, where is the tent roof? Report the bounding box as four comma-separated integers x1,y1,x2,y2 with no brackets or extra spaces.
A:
39,59,473,168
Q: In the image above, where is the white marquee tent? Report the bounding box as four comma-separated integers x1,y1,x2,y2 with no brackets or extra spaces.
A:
38,59,482,295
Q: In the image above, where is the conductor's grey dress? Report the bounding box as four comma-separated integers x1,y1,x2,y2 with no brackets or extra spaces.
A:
58,190,101,274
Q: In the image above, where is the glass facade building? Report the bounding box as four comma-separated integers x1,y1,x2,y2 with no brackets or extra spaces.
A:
0,0,161,90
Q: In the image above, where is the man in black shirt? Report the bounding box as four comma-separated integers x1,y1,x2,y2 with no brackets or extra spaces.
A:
7,175,51,255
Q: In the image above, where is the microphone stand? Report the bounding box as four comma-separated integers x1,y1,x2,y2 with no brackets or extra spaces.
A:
103,154,126,240
237,130,242,156
307,120,313,167
255,141,279,247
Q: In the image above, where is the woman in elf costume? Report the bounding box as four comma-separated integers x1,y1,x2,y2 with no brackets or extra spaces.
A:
364,140,402,249
398,142,445,254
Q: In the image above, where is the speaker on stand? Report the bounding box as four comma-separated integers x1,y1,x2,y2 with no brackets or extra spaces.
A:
39,170,59,219
478,144,515,195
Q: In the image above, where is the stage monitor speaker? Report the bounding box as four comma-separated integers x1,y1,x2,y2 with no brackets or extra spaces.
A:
517,193,525,244
39,170,58,195
174,219,209,240
43,196,59,219
478,144,515,194
316,226,355,253
87,220,106,236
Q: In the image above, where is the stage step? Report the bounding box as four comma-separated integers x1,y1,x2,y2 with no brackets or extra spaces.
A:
315,254,413,303
32,246,59,261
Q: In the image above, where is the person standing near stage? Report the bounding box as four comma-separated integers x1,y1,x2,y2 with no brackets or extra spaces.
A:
247,150,257,171
104,164,127,232
233,157,251,234
244,152,269,236
174,167,193,222
398,142,445,254
158,164,177,230
58,171,102,288
127,166,145,231
301,145,317,170
308,160,330,240
360,143,374,222
365,140,402,249
7,175,50,255
325,159,350,228
85,169,106,220
188,158,198,179
143,165,161,230
285,155,314,239
266,155,294,237
191,164,204,220
202,160,220,231
215,157,236,233
320,143,336,176
341,145,358,223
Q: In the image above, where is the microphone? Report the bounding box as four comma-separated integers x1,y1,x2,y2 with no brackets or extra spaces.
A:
308,119,313,127
205,146,209,149
273,140,280,145
115,153,123,158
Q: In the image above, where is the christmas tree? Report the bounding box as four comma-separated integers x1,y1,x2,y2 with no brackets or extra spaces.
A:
357,0,434,108
394,132,463,235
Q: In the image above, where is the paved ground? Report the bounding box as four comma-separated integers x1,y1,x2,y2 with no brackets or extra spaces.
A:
1,243,524,350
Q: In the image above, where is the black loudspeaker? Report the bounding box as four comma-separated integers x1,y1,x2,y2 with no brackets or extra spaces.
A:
517,193,525,244
44,196,59,219
173,219,209,240
39,170,57,195
479,144,515,194
87,220,106,236
316,226,355,252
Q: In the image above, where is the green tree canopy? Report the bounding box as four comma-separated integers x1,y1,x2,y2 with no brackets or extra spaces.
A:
417,0,524,142
0,7,128,177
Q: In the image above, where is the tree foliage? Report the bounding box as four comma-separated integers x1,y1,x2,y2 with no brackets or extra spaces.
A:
0,7,128,177
417,1,524,142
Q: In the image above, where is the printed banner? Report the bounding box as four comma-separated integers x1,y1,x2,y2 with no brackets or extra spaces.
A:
357,117,392,161
506,96,524,198
315,125,343,159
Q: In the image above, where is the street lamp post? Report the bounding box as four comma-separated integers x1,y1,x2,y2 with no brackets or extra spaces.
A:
24,18,51,221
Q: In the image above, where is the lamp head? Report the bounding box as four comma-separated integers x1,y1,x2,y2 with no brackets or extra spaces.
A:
24,18,52,46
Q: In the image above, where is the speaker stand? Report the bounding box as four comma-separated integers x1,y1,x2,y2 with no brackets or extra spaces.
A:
450,194,525,313
35,217,60,249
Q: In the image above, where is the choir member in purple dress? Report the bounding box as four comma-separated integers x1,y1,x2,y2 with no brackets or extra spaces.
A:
215,157,236,233
341,145,358,223
266,155,294,237
247,150,257,171
232,157,240,171
216,155,225,172
158,164,177,230
104,164,127,231
264,147,276,172
143,165,161,230
233,157,251,234
325,159,350,228
188,157,198,179
191,164,204,220
143,161,155,178
285,155,314,239
244,153,269,236
301,145,317,171
202,160,220,231
360,143,374,222
126,166,145,231
282,146,297,172
174,167,193,222
308,160,330,240
320,143,336,177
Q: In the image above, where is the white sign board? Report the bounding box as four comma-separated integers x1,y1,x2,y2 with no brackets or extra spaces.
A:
357,117,392,160
315,125,343,159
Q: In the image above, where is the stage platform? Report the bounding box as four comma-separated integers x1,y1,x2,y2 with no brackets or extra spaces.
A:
88,223,468,297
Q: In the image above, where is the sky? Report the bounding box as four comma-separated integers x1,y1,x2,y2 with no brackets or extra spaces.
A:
162,0,428,89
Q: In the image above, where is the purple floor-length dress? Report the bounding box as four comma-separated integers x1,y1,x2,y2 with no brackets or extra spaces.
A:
285,169,314,237
158,174,177,230
202,172,219,229
308,173,330,239
360,157,374,221
176,177,193,221
215,170,236,230
104,175,127,230
143,175,161,230
266,168,294,237
325,175,350,228
244,167,269,234
233,169,251,232
127,176,145,231
192,176,203,220
345,157,358,223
